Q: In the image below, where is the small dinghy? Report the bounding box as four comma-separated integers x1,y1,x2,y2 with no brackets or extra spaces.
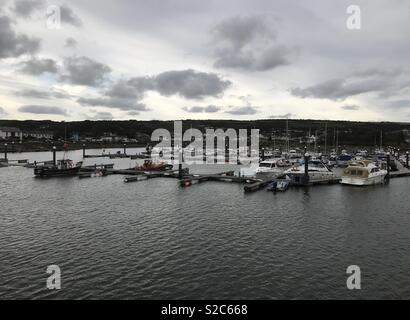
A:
266,180,290,192
266,181,277,192
276,180,290,192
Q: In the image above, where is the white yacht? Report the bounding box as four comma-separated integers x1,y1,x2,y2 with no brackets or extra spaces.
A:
284,159,338,184
256,159,283,174
341,160,387,186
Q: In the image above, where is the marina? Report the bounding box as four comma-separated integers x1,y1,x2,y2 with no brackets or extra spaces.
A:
2,146,410,300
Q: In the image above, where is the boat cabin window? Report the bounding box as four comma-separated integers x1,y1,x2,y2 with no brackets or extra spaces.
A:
260,162,274,168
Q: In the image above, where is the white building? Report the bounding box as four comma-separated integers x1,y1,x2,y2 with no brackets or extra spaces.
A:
23,131,54,140
0,127,23,140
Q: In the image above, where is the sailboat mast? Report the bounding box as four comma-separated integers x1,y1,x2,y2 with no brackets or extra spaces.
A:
324,122,327,155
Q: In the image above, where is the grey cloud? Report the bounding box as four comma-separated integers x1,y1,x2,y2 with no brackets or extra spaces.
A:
18,57,58,75
154,69,231,99
291,67,410,101
225,106,258,115
183,105,220,113
387,100,410,109
128,111,140,116
60,4,83,27
211,15,293,71
270,113,296,119
15,88,70,99
0,106,7,115
61,56,111,86
89,111,113,120
77,97,148,112
14,0,43,18
18,105,67,115
341,105,360,111
77,69,231,111
291,78,386,101
65,37,77,48
0,16,40,59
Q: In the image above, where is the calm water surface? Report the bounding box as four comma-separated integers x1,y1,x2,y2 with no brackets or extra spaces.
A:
1,149,410,299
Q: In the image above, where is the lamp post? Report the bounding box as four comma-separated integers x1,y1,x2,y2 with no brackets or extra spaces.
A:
52,146,57,166
304,152,310,185
4,143,8,161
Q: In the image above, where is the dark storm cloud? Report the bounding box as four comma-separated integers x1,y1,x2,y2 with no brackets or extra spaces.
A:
341,105,360,111
183,105,220,113
18,105,67,115
77,97,148,112
14,0,43,18
60,56,111,86
154,70,231,99
18,57,58,75
225,106,258,115
211,15,293,71
60,4,83,27
0,16,40,59
15,88,70,99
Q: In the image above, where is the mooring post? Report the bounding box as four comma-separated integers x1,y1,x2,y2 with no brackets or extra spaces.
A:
4,143,8,161
304,152,310,185
261,148,265,161
123,143,127,155
82,144,86,158
406,151,409,169
386,152,391,178
52,146,56,166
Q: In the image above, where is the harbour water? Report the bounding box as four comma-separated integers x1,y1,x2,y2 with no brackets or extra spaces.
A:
1,149,410,299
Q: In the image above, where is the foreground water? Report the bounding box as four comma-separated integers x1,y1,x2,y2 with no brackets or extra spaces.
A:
1,148,410,299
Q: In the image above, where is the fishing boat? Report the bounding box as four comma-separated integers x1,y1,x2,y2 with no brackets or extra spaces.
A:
136,160,173,171
34,159,82,177
284,159,338,185
341,160,387,186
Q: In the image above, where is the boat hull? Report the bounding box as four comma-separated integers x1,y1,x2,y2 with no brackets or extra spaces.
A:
34,166,81,177
341,174,386,186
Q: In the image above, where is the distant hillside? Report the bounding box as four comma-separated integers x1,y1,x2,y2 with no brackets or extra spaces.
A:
1,119,410,148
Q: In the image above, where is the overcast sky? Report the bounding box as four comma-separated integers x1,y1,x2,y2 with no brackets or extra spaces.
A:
1,0,410,122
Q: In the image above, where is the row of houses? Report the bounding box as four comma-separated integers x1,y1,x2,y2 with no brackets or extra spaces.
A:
0,127,54,141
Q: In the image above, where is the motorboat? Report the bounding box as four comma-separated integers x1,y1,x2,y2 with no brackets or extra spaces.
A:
287,149,303,165
341,160,387,186
256,160,283,174
284,159,338,185
336,153,353,167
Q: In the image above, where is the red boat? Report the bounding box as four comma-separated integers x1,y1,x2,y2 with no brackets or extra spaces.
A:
136,160,173,171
